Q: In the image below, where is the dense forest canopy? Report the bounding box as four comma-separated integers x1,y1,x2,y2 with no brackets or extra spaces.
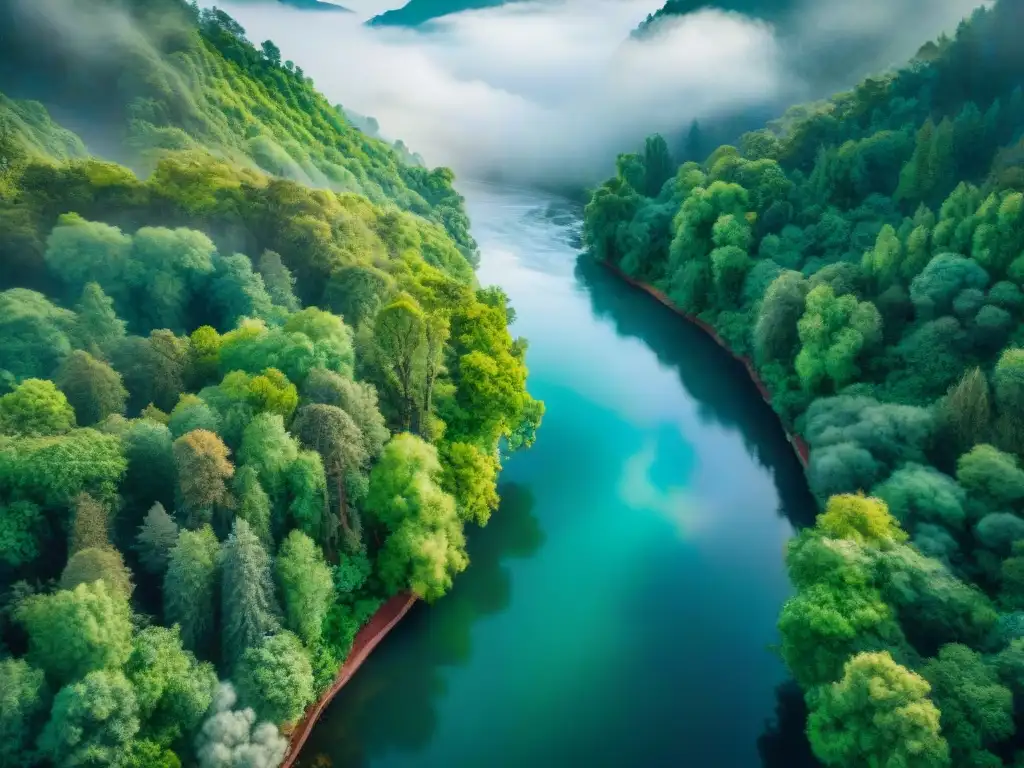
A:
585,0,1024,764
0,1,541,766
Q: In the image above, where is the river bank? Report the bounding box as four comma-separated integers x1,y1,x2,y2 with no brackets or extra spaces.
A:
283,593,417,767
601,261,810,470
295,185,815,767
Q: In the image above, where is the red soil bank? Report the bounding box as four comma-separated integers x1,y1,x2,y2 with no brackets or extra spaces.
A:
282,592,417,768
604,262,810,469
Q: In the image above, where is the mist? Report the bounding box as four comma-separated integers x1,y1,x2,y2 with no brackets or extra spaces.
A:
214,0,988,188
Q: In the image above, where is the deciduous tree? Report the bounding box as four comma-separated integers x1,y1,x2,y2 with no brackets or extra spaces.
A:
807,651,949,768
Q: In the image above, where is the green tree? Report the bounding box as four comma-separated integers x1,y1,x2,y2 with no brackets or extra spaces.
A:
365,434,467,600
642,134,675,197
275,530,333,647
135,502,180,575
322,264,391,329
302,368,389,459
440,441,499,526
16,581,133,686
957,444,1024,514
291,403,368,552
921,644,1013,765
817,493,908,545
875,544,998,650
37,669,140,768
995,348,1024,450
235,631,314,725
285,449,329,545
0,658,50,768
256,250,299,312
122,418,176,510
419,312,449,439
55,350,128,426
43,214,132,303
110,330,190,413
70,283,126,356
795,285,882,393
0,428,126,507
371,294,425,431
0,289,73,380
128,226,216,334
778,581,907,688
873,464,967,533
0,378,75,436
168,394,221,439
753,270,808,365
282,308,354,378
187,326,222,391
862,223,902,291
0,499,46,569
233,466,272,549
119,741,182,768
939,368,992,456
163,525,220,656
910,253,990,319
807,651,949,768
220,518,281,669
207,252,275,330
124,626,216,746
237,413,298,510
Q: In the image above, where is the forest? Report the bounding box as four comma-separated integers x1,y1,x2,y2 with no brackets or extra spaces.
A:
0,1,541,766
584,0,1024,765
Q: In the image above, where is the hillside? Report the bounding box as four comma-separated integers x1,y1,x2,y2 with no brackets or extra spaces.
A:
278,0,352,11
586,0,1024,763
367,0,513,27
0,1,541,766
0,0,474,259
632,0,791,37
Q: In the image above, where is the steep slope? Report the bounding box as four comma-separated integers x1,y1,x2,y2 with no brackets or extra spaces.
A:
0,1,542,766
586,1,1024,764
367,0,513,27
0,0,474,258
278,0,352,11
632,0,792,37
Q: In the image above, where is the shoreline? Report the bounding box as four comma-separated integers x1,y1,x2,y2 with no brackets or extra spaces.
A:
602,261,810,470
282,592,418,768
282,258,809,767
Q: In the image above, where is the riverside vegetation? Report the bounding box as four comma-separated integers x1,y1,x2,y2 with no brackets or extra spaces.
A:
0,1,541,766
584,0,1024,765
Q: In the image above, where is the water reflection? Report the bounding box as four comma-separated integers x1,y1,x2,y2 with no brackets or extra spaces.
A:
301,188,819,768
574,255,816,531
299,483,544,767
758,682,820,768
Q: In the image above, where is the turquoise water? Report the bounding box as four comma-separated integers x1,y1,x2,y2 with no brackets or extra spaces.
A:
300,185,816,767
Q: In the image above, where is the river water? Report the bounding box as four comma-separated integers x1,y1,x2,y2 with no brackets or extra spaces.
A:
299,184,818,768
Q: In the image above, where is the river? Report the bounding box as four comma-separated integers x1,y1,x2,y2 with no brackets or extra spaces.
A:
298,184,818,768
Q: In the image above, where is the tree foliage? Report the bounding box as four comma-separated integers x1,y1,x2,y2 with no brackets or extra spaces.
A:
807,651,949,768
16,581,133,686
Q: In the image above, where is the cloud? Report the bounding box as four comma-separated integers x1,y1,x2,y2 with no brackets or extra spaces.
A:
216,0,784,186
196,0,991,187
618,441,701,536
